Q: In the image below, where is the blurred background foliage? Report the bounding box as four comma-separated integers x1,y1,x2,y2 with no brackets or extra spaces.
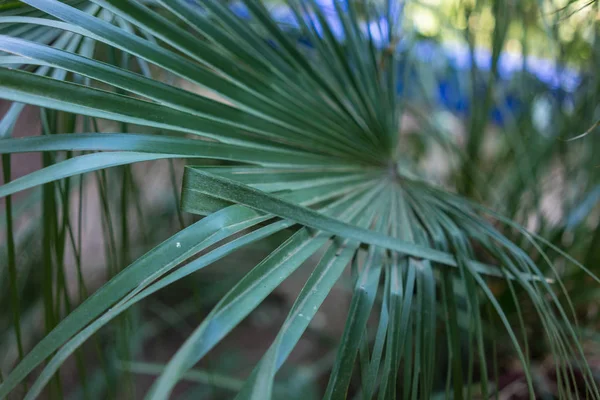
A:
0,0,599,399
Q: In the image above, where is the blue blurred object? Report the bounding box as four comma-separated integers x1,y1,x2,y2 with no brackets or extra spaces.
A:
213,1,582,126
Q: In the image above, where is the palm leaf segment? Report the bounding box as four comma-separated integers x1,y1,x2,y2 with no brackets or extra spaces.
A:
0,0,597,398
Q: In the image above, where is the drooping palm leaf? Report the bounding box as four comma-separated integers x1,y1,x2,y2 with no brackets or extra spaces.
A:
0,0,598,399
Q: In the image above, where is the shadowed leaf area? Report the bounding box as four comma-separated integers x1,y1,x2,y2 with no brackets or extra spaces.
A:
1,0,599,399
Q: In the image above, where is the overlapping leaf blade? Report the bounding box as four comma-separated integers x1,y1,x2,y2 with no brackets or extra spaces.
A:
0,0,597,399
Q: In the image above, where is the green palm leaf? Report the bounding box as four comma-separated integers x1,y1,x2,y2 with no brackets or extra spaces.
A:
0,0,598,399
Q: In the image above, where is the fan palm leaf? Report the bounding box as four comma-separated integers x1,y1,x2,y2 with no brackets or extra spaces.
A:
0,0,598,398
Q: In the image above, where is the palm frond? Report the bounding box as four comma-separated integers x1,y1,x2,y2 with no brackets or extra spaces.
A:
0,0,598,398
